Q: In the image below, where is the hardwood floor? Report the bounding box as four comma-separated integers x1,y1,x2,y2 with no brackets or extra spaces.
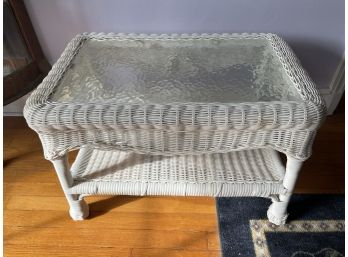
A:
4,117,220,257
4,97,344,256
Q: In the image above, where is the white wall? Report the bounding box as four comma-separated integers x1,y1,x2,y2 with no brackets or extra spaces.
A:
4,0,345,114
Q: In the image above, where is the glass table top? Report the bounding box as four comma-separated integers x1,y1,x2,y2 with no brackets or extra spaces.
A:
50,37,302,104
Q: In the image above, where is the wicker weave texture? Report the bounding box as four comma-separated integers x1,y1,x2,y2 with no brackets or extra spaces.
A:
24,33,326,160
38,128,316,160
69,148,286,196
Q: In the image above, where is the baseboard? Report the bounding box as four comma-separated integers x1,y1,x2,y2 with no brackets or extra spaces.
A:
319,57,345,115
3,93,29,117
3,112,24,116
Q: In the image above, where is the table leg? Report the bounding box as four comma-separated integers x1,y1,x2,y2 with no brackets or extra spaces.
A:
267,155,303,225
51,154,89,220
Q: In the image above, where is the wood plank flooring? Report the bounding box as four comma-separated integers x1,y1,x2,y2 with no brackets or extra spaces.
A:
4,97,344,256
4,118,220,257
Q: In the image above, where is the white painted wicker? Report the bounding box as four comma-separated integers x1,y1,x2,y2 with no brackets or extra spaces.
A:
23,33,326,224
69,148,286,197
24,33,326,161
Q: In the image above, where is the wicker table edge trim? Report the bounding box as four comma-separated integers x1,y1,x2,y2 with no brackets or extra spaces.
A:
67,182,286,197
25,101,324,132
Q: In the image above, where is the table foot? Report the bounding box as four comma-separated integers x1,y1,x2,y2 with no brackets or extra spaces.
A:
267,197,289,225
69,198,89,220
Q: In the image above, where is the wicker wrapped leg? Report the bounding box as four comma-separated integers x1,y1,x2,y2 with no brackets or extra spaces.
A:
51,154,89,220
267,156,303,225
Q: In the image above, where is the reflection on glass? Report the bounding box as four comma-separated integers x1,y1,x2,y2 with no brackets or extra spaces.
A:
3,0,32,77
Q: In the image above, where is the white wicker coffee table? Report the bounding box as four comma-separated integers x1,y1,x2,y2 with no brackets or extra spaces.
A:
24,33,326,225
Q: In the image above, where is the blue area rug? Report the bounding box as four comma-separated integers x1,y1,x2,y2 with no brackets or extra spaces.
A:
216,194,344,257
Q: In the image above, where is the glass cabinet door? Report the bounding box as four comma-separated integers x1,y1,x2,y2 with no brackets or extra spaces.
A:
3,0,50,105
4,0,32,77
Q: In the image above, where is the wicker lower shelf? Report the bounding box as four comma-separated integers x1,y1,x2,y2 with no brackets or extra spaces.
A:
68,148,286,197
